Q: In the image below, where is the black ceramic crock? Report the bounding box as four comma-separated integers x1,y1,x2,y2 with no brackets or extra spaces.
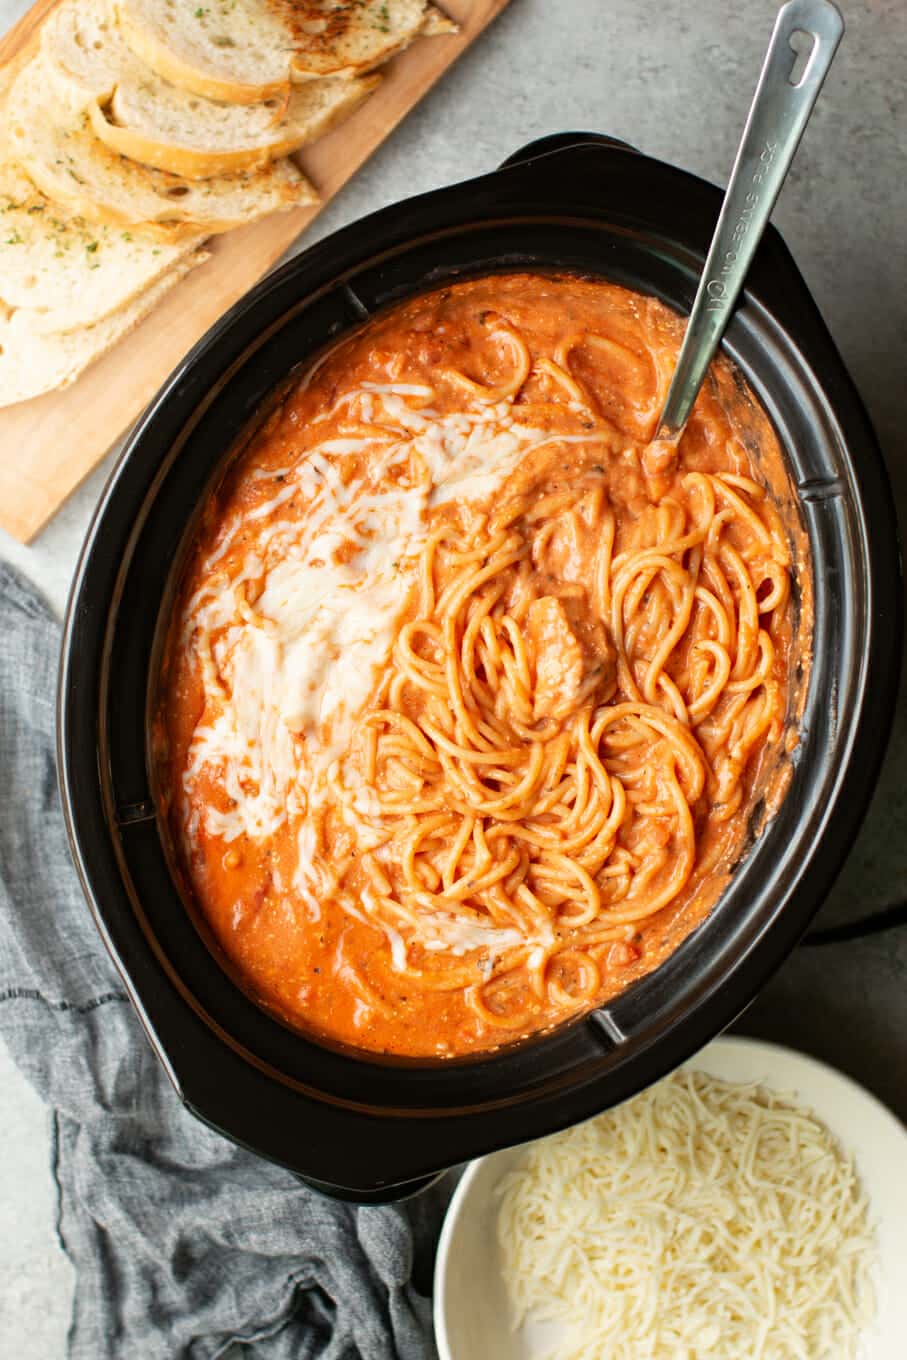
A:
58,134,902,1200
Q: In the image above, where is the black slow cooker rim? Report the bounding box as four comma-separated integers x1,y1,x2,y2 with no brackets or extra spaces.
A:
57,135,902,1194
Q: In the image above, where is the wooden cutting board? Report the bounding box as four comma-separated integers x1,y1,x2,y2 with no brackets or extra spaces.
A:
0,0,513,542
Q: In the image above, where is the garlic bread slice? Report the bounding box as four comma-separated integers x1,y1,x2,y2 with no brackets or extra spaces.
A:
8,56,318,237
0,160,203,331
0,246,209,407
116,0,437,103
42,0,379,180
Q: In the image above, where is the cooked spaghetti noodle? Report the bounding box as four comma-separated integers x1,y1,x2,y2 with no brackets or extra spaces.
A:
155,274,810,1056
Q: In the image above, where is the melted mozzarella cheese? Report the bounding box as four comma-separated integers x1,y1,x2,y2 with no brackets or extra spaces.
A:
187,482,421,840
420,915,524,958
182,380,569,949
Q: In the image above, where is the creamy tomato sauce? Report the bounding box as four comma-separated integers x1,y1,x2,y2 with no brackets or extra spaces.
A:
154,274,810,1057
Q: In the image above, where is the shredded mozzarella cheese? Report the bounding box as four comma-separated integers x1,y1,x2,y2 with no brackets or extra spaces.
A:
496,1070,876,1360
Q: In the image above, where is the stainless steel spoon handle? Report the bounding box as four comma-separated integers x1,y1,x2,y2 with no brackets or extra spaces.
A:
656,0,843,440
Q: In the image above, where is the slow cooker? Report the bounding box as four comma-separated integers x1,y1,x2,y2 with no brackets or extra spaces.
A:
58,134,902,1200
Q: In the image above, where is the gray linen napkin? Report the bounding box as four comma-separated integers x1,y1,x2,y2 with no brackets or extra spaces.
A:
0,562,446,1360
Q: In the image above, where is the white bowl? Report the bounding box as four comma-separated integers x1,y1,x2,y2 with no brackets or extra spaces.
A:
433,1036,907,1360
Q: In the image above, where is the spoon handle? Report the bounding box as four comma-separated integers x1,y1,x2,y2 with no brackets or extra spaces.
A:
656,0,844,440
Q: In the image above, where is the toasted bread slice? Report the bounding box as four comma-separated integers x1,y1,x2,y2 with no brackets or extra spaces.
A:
116,0,436,103
42,0,380,180
0,246,209,408
0,160,204,331
282,0,432,79
8,56,318,237
421,7,459,37
116,0,296,104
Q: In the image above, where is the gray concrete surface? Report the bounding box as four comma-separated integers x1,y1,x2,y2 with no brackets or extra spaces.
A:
1,0,905,1353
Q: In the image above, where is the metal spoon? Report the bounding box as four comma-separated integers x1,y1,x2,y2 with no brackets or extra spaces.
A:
653,0,843,450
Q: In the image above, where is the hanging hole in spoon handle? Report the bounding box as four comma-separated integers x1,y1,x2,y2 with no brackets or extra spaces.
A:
654,0,844,443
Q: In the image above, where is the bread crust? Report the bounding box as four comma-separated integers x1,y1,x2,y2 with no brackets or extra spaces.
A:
86,75,379,180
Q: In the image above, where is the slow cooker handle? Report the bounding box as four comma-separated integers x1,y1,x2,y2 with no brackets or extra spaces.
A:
497,132,641,172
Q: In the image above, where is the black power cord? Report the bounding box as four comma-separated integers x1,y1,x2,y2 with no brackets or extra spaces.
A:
802,901,907,946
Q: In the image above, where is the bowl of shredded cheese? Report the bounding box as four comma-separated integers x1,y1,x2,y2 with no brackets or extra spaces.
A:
433,1037,907,1360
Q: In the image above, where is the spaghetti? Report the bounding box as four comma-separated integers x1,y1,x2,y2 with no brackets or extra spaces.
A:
155,273,809,1056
